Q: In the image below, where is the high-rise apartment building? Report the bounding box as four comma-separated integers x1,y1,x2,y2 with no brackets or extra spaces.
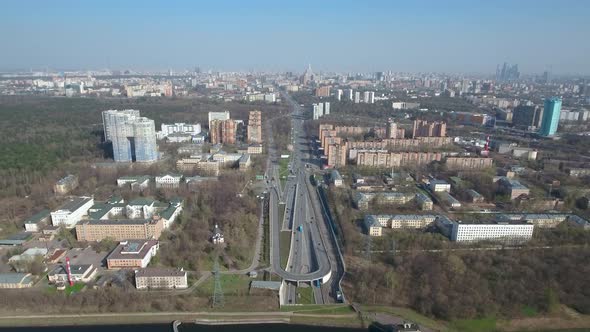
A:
208,111,230,129
336,89,343,101
354,91,361,104
412,120,447,138
539,97,562,137
345,89,353,101
102,110,158,162
210,119,237,144
315,86,331,97
247,110,262,143
363,91,375,104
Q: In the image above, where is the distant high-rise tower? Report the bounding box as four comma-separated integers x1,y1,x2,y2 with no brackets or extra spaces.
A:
539,97,562,137
247,110,262,144
301,64,314,85
102,110,158,162
336,89,343,101
386,118,398,139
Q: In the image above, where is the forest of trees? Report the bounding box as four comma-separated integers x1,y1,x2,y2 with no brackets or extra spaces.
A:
345,247,590,320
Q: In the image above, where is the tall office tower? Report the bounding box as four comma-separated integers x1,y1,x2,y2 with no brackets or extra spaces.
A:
247,110,262,143
512,105,543,129
539,97,562,137
210,119,237,144
412,120,447,138
354,91,361,103
324,102,330,116
208,111,230,129
102,110,158,162
336,89,343,101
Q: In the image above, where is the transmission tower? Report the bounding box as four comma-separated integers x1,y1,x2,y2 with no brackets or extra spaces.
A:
212,257,225,308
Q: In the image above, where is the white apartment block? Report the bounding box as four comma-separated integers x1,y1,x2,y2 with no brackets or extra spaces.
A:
155,174,183,189
158,123,202,139
135,268,188,290
451,222,534,243
50,197,94,228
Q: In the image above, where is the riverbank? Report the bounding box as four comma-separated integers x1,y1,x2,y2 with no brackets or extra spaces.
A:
0,311,362,329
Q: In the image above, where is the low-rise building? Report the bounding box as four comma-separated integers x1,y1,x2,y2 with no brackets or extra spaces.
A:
466,189,485,203
135,268,188,289
498,177,530,199
445,157,493,170
239,153,251,170
365,215,437,229
54,174,79,195
0,273,34,289
364,216,383,236
438,192,462,209
116,175,150,191
331,170,343,187
247,144,263,154
106,240,159,269
75,218,164,242
155,174,183,188
212,224,224,244
415,193,433,210
354,192,415,210
50,196,94,228
23,209,51,232
48,264,97,284
450,222,534,243
429,180,450,192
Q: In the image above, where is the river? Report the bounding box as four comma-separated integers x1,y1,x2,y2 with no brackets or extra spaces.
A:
0,323,367,332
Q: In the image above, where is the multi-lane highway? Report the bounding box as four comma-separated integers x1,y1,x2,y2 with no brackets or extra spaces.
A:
267,89,345,305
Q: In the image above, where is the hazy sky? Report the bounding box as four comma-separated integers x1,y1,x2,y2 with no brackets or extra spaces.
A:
1,0,589,74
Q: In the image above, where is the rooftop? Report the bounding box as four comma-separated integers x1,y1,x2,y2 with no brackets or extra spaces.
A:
135,268,186,278
0,273,33,285
24,209,50,224
107,240,158,261
55,197,92,212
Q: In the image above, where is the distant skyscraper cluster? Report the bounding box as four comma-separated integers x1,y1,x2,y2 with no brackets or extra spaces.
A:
102,110,158,162
496,62,520,81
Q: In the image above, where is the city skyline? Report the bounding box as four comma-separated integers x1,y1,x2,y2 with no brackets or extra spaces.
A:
1,0,589,74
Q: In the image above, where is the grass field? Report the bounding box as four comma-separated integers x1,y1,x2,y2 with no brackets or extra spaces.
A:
280,231,292,269
278,156,289,189
282,304,354,314
450,317,497,332
196,274,251,296
296,286,314,304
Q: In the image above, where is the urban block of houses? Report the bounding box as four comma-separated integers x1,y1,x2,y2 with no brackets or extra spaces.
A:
0,273,34,289
48,264,97,284
134,268,188,290
117,175,151,191
23,209,51,232
50,196,94,228
54,174,79,195
106,240,159,269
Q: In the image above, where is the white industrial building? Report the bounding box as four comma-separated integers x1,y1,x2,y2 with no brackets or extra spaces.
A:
50,197,94,228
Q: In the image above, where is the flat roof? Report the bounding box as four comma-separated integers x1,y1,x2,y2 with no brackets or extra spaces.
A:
80,219,158,226
0,273,32,285
24,209,50,224
56,197,92,212
135,268,185,278
107,240,158,261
